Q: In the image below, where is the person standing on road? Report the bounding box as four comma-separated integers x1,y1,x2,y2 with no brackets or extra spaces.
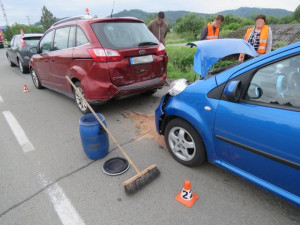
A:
200,15,224,40
239,14,272,62
147,11,168,45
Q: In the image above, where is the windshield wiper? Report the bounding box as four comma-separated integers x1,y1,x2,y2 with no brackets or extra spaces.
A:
138,42,158,47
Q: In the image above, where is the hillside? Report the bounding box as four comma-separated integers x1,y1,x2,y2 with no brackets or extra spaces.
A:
218,7,292,17
112,7,293,24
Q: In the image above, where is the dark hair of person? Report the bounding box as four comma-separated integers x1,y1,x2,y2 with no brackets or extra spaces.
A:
255,14,266,22
158,11,165,19
216,14,224,22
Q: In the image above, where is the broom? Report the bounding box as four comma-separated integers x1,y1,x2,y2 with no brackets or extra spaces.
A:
66,76,160,194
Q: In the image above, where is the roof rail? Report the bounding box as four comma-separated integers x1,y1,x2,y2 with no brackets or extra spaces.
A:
51,15,93,27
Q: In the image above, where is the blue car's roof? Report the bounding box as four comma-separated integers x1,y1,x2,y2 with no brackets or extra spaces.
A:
187,39,258,77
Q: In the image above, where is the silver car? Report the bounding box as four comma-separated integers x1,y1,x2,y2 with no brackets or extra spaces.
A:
6,33,43,73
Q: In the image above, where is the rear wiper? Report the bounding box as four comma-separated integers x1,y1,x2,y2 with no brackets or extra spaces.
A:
138,42,158,47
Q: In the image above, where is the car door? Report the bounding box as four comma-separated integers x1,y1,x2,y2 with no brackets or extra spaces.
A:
7,36,18,65
48,26,75,93
34,30,54,85
213,54,300,198
6,36,15,62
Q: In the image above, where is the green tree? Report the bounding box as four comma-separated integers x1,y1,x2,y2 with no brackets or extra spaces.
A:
280,14,294,24
294,5,300,22
222,22,242,31
174,13,205,39
40,6,56,30
222,14,244,26
3,26,13,41
3,23,44,41
145,13,155,25
267,15,281,24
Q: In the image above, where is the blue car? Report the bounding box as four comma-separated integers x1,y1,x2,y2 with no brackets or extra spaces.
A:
155,39,300,207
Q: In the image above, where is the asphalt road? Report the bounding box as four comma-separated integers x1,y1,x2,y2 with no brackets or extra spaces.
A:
0,48,299,225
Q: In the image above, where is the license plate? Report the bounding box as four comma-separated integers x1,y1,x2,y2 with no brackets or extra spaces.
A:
129,55,153,65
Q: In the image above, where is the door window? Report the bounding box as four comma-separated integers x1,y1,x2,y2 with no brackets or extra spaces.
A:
245,55,300,108
53,27,70,51
76,27,89,46
40,30,54,53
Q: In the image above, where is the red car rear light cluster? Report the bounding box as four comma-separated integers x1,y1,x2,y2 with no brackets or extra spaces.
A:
155,43,166,56
88,48,123,62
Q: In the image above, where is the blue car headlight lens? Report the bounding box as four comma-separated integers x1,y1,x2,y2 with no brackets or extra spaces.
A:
168,79,188,96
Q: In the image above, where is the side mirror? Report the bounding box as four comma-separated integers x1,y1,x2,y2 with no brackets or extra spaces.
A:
29,47,38,54
223,80,241,102
247,83,263,99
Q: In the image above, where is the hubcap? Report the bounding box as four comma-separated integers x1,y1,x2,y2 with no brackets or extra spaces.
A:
75,87,87,111
168,126,196,161
31,70,39,87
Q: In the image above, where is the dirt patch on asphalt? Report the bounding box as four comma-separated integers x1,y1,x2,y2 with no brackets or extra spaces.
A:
123,111,167,150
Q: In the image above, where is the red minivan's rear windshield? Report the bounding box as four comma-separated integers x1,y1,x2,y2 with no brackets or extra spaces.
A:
91,21,159,50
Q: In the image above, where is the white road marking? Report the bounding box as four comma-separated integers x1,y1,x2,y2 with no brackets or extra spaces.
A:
38,173,85,225
2,110,35,152
0,95,3,102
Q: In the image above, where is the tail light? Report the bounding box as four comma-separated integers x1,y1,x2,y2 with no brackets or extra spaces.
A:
88,48,123,62
20,38,27,47
156,43,165,56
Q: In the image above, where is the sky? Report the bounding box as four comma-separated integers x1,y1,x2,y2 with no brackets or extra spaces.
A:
0,0,299,26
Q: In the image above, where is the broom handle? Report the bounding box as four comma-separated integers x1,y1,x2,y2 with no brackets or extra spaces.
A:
66,76,141,174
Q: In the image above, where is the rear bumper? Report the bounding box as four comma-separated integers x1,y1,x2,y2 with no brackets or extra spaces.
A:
118,77,165,92
86,74,166,104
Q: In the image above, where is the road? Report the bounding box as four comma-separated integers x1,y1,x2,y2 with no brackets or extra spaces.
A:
0,48,299,225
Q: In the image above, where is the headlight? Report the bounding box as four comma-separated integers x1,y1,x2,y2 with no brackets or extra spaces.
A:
168,79,188,96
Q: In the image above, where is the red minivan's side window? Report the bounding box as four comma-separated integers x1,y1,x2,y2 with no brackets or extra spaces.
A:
53,27,70,51
76,27,89,46
40,30,54,53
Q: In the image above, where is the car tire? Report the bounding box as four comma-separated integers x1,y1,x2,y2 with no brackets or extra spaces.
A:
164,118,206,167
7,55,16,67
18,59,28,74
73,81,90,114
31,68,43,89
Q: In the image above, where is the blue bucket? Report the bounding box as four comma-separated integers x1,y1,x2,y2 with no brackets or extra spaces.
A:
79,113,109,160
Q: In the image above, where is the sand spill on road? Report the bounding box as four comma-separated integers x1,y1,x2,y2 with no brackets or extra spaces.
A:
123,111,167,150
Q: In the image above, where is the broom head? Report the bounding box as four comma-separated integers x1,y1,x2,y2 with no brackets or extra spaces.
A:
123,164,160,194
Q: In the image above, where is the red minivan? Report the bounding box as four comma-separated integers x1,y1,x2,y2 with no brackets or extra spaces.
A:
29,15,168,113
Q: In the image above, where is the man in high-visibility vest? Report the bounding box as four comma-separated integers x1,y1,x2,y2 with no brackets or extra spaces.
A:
200,15,224,40
239,14,272,62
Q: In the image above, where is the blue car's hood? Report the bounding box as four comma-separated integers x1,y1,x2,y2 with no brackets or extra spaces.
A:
187,39,258,77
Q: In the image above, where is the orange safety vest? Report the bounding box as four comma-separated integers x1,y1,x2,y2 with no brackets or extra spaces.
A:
206,23,219,40
239,25,269,60
245,25,269,54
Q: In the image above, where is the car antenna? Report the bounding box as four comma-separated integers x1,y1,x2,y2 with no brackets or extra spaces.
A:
110,0,116,18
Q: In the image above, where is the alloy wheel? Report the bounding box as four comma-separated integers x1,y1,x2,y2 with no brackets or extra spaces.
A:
75,86,88,112
168,126,196,161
